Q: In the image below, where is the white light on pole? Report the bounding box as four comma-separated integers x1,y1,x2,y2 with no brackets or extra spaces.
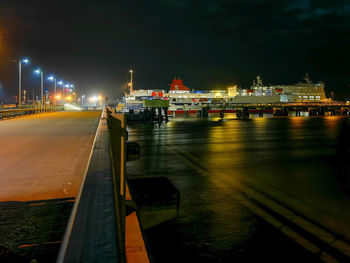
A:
57,81,64,98
34,69,44,105
48,75,56,94
48,75,57,101
129,69,133,93
18,58,29,107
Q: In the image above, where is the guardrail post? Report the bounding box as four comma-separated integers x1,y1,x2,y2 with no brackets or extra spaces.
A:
107,111,127,262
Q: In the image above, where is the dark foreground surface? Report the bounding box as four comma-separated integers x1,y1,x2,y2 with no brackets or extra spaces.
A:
127,114,350,262
0,198,74,263
0,111,100,262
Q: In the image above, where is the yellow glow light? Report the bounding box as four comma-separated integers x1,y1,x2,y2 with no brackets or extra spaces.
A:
89,96,98,102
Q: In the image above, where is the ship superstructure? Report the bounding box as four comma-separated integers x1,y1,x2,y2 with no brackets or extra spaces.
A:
124,74,327,111
230,74,327,103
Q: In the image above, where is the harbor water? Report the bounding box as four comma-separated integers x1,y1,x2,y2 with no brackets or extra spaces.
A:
127,114,350,262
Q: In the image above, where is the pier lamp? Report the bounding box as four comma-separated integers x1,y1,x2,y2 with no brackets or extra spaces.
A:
18,58,30,107
47,75,57,97
34,68,44,105
129,69,133,93
81,95,85,107
57,81,64,97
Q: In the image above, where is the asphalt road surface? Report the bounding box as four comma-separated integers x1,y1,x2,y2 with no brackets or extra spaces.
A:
0,111,101,202
0,110,101,262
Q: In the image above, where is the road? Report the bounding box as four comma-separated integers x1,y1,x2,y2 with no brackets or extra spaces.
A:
0,110,101,262
0,111,101,201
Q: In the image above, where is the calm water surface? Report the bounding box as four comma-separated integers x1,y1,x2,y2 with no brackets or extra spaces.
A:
127,114,350,262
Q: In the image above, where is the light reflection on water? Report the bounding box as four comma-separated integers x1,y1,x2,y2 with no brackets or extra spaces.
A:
127,115,350,262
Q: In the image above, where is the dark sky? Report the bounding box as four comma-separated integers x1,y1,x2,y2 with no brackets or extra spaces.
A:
1,0,350,101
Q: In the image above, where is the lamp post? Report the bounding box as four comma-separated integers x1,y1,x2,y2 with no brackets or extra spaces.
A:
34,69,44,105
129,69,133,93
18,58,29,107
57,81,63,100
64,84,70,100
48,75,57,97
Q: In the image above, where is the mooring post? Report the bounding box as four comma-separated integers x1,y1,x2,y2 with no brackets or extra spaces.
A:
157,107,162,123
164,107,169,122
220,109,224,119
243,107,249,118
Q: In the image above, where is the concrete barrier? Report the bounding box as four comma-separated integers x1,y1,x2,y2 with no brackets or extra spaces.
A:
0,105,63,120
58,107,150,263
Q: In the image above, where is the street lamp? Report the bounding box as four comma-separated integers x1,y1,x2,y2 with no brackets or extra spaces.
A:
57,81,64,98
18,58,30,107
82,95,85,107
34,68,44,105
129,69,133,93
48,75,57,97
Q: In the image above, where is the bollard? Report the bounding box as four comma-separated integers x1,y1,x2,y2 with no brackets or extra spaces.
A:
157,107,162,123
163,107,169,122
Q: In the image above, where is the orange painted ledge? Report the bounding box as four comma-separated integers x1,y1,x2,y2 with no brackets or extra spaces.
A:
125,211,150,263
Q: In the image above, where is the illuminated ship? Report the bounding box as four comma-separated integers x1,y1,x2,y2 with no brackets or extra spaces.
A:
123,74,328,111
229,74,327,103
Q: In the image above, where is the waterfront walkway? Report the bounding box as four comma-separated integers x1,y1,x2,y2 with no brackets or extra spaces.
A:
0,111,101,202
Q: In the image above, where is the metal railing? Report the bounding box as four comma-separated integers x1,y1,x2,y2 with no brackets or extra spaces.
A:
57,107,127,263
0,105,63,119
106,106,127,262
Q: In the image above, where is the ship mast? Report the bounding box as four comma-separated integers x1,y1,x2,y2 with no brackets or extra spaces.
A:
256,75,263,86
304,73,312,84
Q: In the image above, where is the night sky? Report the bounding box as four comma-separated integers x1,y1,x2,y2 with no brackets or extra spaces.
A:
1,0,350,102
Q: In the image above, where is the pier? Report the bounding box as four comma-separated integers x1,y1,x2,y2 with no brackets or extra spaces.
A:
167,102,350,118
1,104,350,263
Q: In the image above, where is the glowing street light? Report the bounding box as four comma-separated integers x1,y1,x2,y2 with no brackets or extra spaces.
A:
81,95,85,107
18,58,30,106
47,75,57,97
34,68,44,105
89,96,98,102
129,69,133,93
57,81,64,97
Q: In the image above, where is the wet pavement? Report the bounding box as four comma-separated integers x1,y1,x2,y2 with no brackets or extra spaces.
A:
0,111,100,262
0,198,74,263
127,114,350,262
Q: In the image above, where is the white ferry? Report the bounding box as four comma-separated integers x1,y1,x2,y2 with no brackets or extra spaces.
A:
123,74,328,112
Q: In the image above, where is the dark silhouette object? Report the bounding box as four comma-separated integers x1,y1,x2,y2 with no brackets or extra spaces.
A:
335,117,350,193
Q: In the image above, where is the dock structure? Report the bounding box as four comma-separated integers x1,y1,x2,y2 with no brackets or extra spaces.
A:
168,102,350,118
128,99,170,123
